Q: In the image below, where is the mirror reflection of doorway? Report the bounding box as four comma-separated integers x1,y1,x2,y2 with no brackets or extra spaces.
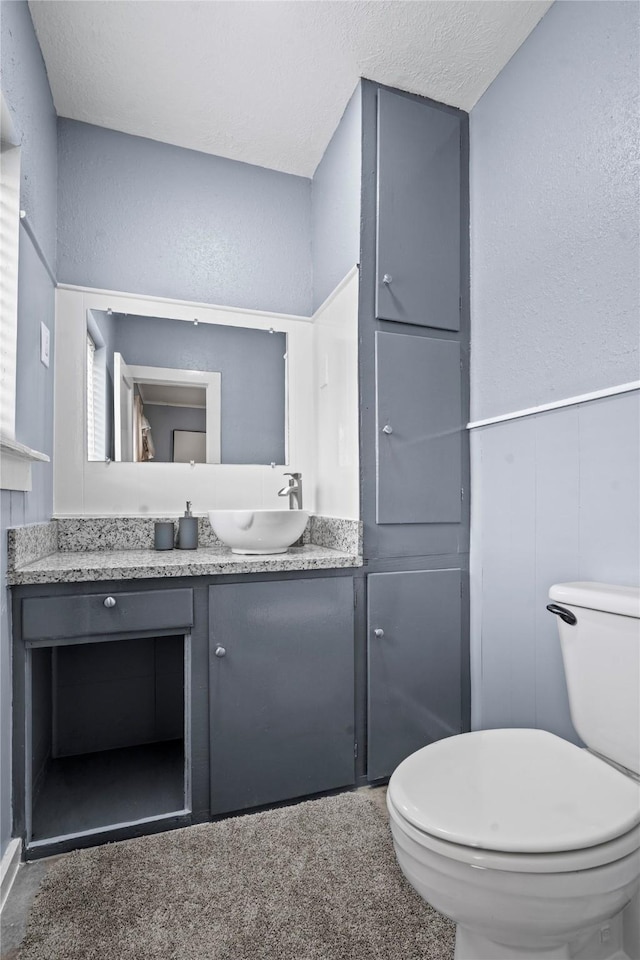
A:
113,356,221,463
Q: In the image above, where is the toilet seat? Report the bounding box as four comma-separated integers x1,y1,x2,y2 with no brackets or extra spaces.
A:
388,729,640,865
387,793,640,873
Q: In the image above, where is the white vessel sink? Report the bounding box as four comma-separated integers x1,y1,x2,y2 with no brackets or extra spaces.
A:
208,509,309,555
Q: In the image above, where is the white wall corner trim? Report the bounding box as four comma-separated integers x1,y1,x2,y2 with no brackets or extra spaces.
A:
0,838,21,914
0,435,50,492
467,381,640,430
311,264,359,319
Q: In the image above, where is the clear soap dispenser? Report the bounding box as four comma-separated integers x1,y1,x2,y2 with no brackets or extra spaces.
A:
178,500,198,550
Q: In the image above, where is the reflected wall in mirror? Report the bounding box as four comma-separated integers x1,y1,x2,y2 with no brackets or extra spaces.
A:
86,310,287,464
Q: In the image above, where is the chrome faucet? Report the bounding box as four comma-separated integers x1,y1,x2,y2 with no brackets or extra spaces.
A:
278,472,303,510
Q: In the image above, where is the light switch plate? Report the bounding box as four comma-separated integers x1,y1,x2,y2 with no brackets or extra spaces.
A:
40,322,50,367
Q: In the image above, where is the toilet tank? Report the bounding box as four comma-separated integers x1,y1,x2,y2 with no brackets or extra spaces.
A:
549,582,640,776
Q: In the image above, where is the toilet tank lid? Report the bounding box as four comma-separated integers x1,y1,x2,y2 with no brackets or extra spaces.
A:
549,582,640,618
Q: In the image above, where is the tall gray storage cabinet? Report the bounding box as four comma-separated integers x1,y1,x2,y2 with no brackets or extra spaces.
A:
360,82,470,782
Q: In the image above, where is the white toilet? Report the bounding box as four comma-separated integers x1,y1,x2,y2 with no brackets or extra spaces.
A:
387,582,640,960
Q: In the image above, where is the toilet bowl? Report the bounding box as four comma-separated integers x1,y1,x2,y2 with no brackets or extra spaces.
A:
387,729,640,960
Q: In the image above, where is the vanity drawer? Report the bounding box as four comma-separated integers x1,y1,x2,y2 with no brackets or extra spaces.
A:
21,588,193,643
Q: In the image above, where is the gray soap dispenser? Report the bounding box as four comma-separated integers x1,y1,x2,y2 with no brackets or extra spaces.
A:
178,501,198,550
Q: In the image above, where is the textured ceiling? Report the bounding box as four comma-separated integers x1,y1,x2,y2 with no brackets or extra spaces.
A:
29,0,553,177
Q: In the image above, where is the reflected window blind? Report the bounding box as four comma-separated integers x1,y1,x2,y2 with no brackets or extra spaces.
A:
0,142,20,440
86,333,106,460
87,333,97,459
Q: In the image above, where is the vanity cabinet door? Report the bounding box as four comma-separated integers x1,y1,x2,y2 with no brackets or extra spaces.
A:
376,88,461,330
209,577,355,815
367,568,463,781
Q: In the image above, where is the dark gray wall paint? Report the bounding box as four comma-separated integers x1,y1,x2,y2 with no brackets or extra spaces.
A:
112,313,286,464
55,637,183,756
470,0,639,420
470,1,640,742
57,119,312,316
0,0,57,861
311,86,361,311
30,648,52,805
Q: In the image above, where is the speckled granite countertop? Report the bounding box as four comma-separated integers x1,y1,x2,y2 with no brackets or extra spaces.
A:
8,544,362,585
7,517,363,585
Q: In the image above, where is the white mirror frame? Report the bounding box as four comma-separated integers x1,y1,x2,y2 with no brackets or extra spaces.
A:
54,284,315,516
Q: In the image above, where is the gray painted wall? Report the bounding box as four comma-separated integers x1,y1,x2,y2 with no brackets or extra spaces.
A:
57,119,312,317
471,392,640,741
311,86,362,311
0,0,57,860
112,313,286,464
471,0,639,421
470,1,640,742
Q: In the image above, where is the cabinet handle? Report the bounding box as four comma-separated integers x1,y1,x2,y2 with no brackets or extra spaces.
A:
382,274,393,285
103,596,116,608
382,424,393,435
373,628,385,639
214,645,226,658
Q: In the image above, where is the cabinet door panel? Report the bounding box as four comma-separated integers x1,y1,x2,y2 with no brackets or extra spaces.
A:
376,88,461,330
209,578,355,815
368,569,463,781
376,331,462,524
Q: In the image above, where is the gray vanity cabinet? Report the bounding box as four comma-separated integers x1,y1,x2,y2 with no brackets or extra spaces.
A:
209,577,356,815
375,87,461,331
367,568,463,781
376,330,462,525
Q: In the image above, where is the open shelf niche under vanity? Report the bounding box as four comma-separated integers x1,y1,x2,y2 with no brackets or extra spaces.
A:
18,588,193,856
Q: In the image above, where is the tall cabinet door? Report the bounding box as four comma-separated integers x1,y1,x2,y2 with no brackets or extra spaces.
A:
376,88,461,330
376,330,462,525
209,577,355,815
367,568,463,781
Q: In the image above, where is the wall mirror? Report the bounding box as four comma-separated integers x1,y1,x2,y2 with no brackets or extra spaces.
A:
85,309,287,465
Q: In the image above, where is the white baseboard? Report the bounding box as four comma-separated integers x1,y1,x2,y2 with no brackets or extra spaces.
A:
0,838,22,913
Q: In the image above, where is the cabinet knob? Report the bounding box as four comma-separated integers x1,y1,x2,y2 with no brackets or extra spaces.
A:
103,596,116,608
373,628,385,639
382,424,393,435
382,274,393,285
214,645,226,658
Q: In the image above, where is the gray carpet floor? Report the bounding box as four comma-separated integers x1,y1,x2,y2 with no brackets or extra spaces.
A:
17,791,455,960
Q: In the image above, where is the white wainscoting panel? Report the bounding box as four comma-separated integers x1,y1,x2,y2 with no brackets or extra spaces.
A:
313,266,359,520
